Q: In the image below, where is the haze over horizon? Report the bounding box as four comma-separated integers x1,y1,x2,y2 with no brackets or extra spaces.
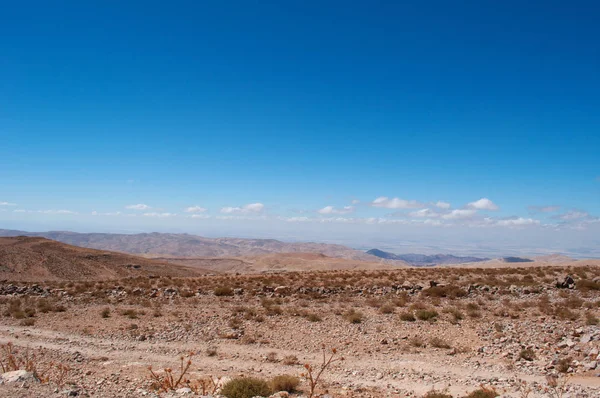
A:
1,2,599,258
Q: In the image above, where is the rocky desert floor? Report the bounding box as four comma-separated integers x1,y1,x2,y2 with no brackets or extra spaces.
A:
2,265,600,397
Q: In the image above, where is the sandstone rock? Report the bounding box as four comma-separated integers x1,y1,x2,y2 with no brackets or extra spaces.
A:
0,370,39,384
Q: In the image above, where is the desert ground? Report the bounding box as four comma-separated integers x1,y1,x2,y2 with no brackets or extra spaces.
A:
1,238,600,397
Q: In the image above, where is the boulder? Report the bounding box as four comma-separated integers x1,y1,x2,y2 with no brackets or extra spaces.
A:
0,370,39,384
556,275,575,289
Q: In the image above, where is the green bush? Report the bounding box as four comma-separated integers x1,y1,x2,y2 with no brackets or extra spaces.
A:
220,377,272,398
270,374,300,392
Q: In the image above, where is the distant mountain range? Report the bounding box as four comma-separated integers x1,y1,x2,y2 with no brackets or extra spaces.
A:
501,256,534,263
366,248,488,266
0,229,382,262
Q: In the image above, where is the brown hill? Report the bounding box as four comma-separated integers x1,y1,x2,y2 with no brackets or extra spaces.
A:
0,236,209,281
156,252,400,273
0,229,384,262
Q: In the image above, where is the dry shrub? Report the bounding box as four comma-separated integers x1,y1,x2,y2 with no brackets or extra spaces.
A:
301,345,343,398
281,355,299,365
585,312,599,325
305,313,322,322
220,377,272,398
121,309,138,319
557,357,572,373
410,336,425,347
20,318,35,326
578,279,600,291
519,348,536,361
0,342,70,386
422,285,467,299
206,346,218,357
343,309,363,324
270,374,300,392
430,337,451,349
400,311,416,322
379,303,395,314
416,309,438,321
148,352,194,392
214,286,234,296
423,388,453,398
464,386,498,398
266,351,278,363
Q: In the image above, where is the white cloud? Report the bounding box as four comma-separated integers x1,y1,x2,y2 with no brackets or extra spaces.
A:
126,204,151,210
220,202,264,214
496,217,540,227
371,197,425,209
91,211,122,216
528,205,560,213
319,217,356,223
39,210,78,215
558,210,589,220
318,205,354,215
280,216,311,222
434,201,451,209
442,209,477,220
189,214,210,219
408,208,440,218
0,202,16,206
13,209,26,213
143,212,176,218
351,199,360,204
467,198,499,211
185,206,207,213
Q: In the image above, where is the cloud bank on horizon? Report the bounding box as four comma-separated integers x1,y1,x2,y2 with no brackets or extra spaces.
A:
2,196,598,232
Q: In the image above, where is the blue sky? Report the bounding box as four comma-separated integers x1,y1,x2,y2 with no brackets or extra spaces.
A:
1,1,599,256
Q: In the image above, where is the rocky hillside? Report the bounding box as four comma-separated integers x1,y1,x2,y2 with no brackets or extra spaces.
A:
0,236,208,281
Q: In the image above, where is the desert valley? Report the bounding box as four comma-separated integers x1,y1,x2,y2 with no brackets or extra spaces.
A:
0,232,599,398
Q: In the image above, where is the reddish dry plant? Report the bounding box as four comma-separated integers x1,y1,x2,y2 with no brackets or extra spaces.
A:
53,363,71,388
301,345,344,398
1,342,36,373
0,342,70,385
189,375,221,395
148,352,194,392
545,375,570,398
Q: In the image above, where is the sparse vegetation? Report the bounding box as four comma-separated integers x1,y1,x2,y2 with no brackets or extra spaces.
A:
148,352,194,392
464,385,498,398
270,374,300,392
302,345,344,398
423,388,453,398
220,377,272,398
400,311,416,322
430,337,451,349
519,348,536,361
214,286,234,296
416,309,438,321
342,309,364,323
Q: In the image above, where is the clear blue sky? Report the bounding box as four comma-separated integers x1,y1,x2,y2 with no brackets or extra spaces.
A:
1,1,599,255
